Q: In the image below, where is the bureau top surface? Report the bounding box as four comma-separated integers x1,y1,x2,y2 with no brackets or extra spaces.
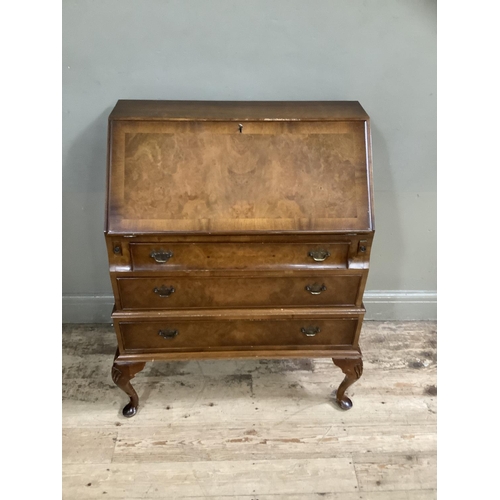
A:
106,101,373,235
109,100,369,122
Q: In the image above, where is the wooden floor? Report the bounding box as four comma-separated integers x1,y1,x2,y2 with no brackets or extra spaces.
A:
62,321,437,499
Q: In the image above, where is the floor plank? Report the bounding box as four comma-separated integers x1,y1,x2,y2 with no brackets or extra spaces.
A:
63,428,118,464
62,321,437,499
63,459,358,498
109,422,436,463
354,452,437,492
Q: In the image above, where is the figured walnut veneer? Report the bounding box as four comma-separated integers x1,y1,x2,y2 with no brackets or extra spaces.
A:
105,100,374,417
116,274,364,310
129,242,352,271
107,121,372,233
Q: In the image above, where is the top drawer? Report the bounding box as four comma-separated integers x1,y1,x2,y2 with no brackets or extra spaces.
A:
130,242,351,271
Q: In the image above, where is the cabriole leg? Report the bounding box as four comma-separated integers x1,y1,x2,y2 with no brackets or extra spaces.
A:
111,349,146,418
332,356,363,410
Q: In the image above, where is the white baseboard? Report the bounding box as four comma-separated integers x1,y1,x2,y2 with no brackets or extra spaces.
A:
62,295,115,324
62,290,436,323
363,290,436,320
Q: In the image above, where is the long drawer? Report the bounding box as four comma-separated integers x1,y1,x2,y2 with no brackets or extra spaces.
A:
129,242,351,271
117,317,360,352
116,274,364,310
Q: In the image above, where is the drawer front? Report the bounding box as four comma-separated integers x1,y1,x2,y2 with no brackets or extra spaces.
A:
117,274,363,310
119,317,359,352
130,242,350,271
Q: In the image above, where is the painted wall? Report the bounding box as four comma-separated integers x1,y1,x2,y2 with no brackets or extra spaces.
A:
62,0,436,321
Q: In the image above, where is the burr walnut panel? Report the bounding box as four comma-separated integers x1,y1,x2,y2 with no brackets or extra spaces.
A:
107,120,372,233
123,130,358,220
118,317,359,353
116,274,364,310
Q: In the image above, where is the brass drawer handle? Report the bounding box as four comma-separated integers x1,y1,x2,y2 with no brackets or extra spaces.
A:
301,326,321,337
150,250,173,263
308,249,330,262
305,283,327,295
158,329,179,339
153,285,176,298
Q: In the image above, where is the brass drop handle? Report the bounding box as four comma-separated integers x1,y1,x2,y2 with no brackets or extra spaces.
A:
305,283,327,295
301,326,321,337
153,285,176,298
158,329,179,339
308,249,330,262
150,250,173,263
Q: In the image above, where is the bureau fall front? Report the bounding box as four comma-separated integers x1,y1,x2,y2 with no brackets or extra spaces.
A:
105,100,374,417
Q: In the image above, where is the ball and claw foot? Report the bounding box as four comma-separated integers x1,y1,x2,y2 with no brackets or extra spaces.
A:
332,356,363,411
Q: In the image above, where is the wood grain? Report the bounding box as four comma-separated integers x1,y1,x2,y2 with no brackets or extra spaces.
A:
104,100,375,416
107,119,373,234
62,321,436,499
118,317,359,352
122,125,360,220
62,429,117,464
108,100,370,122
354,452,437,492
63,459,358,498
110,423,437,464
129,241,352,271
116,274,364,310
106,234,373,273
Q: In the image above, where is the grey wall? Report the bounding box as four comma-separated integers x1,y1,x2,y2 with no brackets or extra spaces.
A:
62,0,436,322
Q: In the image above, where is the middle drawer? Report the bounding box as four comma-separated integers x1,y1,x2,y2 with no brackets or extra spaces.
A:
116,274,364,310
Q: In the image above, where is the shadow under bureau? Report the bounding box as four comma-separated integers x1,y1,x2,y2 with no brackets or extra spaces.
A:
105,100,374,417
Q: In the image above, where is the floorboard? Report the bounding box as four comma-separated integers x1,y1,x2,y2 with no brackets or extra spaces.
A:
62,321,437,499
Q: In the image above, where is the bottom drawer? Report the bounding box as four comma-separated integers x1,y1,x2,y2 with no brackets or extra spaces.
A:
117,317,359,353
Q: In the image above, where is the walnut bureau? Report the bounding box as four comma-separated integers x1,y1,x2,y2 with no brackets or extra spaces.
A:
105,100,374,417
